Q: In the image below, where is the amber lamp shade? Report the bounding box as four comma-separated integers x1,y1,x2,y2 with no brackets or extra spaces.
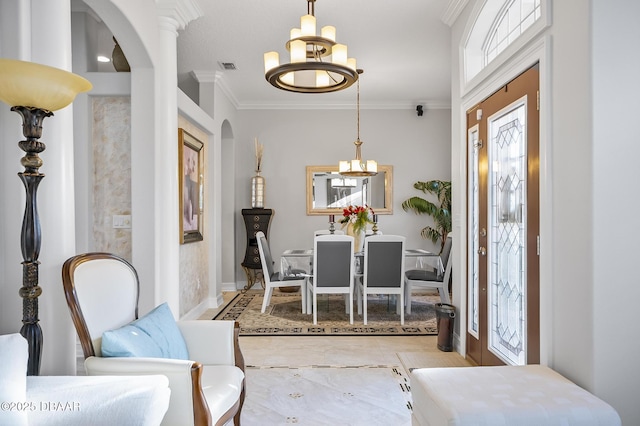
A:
0,58,92,111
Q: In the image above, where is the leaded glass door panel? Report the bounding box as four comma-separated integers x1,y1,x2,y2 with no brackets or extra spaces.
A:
488,100,527,365
466,64,540,366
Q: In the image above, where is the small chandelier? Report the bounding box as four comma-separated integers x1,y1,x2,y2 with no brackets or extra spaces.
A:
339,69,377,177
264,0,359,93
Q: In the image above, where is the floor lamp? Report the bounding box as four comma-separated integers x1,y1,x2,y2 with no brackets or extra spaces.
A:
0,59,92,375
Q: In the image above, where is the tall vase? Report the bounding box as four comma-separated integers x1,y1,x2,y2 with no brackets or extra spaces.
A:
346,223,365,253
251,171,265,208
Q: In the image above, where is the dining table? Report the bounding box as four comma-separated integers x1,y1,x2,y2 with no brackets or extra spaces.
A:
280,247,444,279
280,245,445,317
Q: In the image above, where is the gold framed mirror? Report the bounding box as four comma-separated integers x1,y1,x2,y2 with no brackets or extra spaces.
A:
306,165,393,215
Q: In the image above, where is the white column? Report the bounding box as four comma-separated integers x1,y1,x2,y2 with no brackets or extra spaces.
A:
191,71,225,300
145,1,202,316
33,0,77,375
0,1,30,337
152,15,181,315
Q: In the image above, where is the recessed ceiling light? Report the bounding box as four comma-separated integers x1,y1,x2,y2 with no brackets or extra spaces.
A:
97,55,111,63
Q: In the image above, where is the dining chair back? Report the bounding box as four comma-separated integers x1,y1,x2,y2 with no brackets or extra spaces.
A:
405,234,453,314
308,234,355,325
256,231,307,313
357,235,406,324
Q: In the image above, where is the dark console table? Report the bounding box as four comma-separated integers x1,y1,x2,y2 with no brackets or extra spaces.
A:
241,208,273,292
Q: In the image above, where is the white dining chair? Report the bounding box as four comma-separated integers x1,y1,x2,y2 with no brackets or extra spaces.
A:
256,231,308,313
357,235,406,325
307,234,355,325
405,234,453,314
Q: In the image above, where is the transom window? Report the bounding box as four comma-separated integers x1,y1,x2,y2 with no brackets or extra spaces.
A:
462,0,547,87
485,0,541,65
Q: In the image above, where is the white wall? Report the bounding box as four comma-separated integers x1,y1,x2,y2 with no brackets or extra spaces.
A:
591,0,640,423
233,108,451,286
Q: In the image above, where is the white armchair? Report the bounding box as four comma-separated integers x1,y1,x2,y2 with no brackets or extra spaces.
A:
62,253,245,426
0,333,171,426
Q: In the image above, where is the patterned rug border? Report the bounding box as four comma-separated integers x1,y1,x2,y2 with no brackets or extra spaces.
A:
213,291,438,337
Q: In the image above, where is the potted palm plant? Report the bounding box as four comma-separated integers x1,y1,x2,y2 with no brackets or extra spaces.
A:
402,180,451,254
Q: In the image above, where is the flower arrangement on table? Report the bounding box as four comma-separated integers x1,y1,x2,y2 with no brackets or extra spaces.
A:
340,205,375,234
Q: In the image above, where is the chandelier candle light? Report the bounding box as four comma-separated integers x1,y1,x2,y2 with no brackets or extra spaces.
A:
264,0,359,93
339,69,378,177
0,58,92,375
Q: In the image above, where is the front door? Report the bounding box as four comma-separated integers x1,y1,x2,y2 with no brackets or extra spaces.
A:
466,64,540,366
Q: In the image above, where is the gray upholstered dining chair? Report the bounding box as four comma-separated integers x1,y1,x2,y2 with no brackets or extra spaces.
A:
356,235,406,325
405,234,453,314
256,231,308,313
307,234,355,325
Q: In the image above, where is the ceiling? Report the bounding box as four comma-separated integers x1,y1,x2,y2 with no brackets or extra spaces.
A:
175,0,453,110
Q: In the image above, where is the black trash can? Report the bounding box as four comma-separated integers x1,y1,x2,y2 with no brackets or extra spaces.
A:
435,303,455,352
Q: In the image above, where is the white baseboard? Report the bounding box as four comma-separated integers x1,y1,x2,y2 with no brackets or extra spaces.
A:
222,281,240,292
180,297,218,320
181,282,243,320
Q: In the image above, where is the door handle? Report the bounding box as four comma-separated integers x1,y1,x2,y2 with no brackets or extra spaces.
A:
478,247,486,256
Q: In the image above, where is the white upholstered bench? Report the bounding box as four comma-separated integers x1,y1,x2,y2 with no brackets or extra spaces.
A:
410,365,620,426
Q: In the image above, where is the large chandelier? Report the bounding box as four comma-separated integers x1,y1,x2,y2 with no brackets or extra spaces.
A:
339,69,377,177
263,0,359,93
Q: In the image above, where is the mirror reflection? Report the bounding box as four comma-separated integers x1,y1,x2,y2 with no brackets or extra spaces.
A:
306,165,393,215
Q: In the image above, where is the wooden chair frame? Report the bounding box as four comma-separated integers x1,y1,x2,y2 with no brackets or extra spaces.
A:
62,252,245,426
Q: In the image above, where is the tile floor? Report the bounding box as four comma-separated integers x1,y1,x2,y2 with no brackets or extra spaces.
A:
201,291,471,375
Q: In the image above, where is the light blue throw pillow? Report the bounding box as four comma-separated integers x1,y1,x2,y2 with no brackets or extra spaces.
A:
101,303,189,360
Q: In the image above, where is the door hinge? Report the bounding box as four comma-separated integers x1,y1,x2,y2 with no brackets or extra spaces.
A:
537,235,540,256
476,108,483,120
536,90,540,111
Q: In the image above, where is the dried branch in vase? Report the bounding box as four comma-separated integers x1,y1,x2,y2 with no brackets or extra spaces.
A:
254,137,264,173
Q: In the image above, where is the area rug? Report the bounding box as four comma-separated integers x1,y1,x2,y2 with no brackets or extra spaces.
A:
213,291,438,336
241,365,411,425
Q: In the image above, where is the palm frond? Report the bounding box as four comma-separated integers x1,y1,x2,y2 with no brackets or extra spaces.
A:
401,197,439,216
403,179,452,252
420,227,441,244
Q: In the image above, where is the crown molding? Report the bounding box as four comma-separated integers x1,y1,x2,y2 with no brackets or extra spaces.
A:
235,100,451,111
190,70,217,84
191,71,240,109
156,0,203,31
440,0,469,27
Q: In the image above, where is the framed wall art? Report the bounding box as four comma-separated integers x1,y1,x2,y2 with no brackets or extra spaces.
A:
179,128,204,243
